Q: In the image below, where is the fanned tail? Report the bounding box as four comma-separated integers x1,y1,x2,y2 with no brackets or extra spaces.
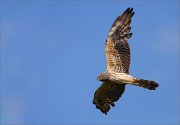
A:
133,79,159,90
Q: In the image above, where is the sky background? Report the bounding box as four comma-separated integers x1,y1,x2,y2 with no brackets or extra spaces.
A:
0,0,180,125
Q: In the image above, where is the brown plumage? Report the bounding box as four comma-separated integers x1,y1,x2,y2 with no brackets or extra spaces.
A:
93,82,125,115
106,8,133,74
93,8,159,115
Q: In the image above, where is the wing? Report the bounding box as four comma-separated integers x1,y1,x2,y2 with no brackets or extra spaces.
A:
93,81,125,115
105,8,134,74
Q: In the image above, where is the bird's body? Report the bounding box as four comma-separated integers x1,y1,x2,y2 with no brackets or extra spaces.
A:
93,8,159,115
98,71,134,84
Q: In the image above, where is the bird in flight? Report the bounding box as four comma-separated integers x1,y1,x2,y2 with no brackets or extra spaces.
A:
93,8,159,115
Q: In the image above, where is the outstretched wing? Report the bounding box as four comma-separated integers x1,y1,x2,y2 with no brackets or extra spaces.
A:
93,81,125,115
105,8,134,74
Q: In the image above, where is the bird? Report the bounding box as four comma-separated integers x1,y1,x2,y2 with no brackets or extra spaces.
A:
93,8,159,115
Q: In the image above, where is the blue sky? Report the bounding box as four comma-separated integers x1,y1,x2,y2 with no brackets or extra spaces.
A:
0,0,179,124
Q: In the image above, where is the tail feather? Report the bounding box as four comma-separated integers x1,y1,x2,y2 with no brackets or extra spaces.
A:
134,79,159,90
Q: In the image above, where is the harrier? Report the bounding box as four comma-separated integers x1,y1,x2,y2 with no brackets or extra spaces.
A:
93,8,159,115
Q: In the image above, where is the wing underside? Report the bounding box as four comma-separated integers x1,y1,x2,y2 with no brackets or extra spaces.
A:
93,81,125,114
105,8,134,74
93,8,134,115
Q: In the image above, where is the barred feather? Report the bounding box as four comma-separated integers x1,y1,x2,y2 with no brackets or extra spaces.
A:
93,81,125,115
106,8,134,74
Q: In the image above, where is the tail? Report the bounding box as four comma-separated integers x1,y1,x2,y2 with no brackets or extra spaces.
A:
133,79,159,90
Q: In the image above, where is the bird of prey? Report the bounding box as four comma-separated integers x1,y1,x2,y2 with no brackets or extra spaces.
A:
93,8,159,115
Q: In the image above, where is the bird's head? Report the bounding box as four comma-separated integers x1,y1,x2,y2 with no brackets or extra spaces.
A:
97,72,110,81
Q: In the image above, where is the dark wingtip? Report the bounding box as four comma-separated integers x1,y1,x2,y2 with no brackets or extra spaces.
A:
125,7,133,12
125,7,131,12
131,11,135,17
129,7,133,12
122,7,131,15
93,97,113,115
122,7,135,18
129,8,135,17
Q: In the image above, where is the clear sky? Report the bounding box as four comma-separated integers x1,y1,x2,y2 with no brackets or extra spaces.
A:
0,0,180,124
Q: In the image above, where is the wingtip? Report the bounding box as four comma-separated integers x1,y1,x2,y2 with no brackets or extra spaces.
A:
129,7,135,15
93,97,112,115
131,11,135,17
122,7,135,17
126,7,133,12
129,7,133,11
